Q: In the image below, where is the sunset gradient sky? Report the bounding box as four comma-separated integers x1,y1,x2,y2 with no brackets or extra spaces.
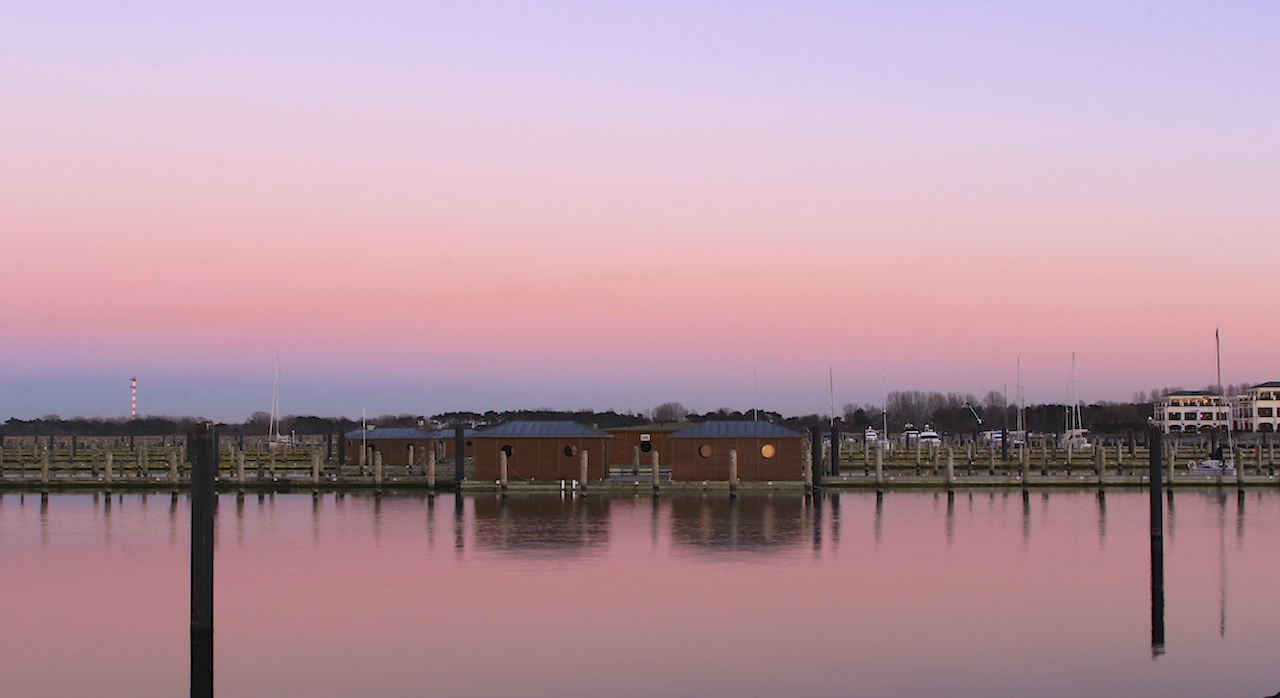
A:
3,2,1278,422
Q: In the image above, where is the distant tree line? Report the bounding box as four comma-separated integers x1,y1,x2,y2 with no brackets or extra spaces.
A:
4,386,1231,438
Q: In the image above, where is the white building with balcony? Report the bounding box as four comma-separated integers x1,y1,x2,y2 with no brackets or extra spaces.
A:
1154,390,1230,433
1232,382,1280,433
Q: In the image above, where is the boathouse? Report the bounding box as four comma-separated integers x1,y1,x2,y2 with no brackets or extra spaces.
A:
668,421,805,481
472,421,611,482
603,423,687,470
342,428,434,467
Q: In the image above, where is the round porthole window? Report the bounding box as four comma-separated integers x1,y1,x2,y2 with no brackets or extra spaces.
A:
501,444,513,456
564,445,577,458
761,444,776,458
698,444,713,459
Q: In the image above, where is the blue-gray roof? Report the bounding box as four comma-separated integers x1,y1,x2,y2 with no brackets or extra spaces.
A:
422,428,478,439
1252,381,1280,389
475,421,611,439
670,421,804,439
343,428,432,440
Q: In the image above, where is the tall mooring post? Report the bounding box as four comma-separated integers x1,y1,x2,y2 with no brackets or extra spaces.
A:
829,425,841,477
728,449,739,497
1149,426,1165,654
453,427,465,483
189,423,216,698
810,429,823,489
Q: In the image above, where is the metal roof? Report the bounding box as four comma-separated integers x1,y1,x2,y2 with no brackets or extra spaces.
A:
342,428,432,440
422,428,478,439
475,421,611,439
1251,381,1280,389
670,421,804,439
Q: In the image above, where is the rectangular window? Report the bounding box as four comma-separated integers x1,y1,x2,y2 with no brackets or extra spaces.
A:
1168,412,1181,420
1260,407,1274,418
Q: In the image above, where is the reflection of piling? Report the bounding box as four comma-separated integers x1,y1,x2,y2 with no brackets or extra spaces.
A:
189,423,216,698
1149,426,1165,655
729,449,738,497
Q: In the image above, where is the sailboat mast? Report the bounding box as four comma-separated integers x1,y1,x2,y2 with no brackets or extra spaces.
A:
270,352,281,445
829,359,835,428
1017,357,1025,434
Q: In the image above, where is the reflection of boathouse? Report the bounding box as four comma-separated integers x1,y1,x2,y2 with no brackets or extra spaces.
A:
668,421,805,481
471,494,611,554
668,495,804,550
473,421,612,481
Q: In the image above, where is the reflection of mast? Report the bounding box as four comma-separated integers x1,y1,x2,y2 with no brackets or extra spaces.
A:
1218,492,1228,639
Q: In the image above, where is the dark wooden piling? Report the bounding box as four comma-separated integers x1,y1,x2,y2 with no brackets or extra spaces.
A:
189,423,216,698
810,429,823,488
453,427,465,483
829,425,841,477
1149,426,1165,655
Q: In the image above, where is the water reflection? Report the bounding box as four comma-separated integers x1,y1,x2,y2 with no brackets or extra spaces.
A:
669,494,803,552
5,489,1279,698
471,494,610,555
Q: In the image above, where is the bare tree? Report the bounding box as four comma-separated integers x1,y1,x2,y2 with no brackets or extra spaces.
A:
650,402,689,423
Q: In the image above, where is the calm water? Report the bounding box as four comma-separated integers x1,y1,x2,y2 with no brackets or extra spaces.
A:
1,489,1278,697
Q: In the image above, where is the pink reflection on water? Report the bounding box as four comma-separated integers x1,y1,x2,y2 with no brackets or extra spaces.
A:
2,490,1280,697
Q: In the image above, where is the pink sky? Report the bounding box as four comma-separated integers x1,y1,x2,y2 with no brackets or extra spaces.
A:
2,2,1278,421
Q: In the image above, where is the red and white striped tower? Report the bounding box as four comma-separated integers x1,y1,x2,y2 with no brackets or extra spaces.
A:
131,375,137,420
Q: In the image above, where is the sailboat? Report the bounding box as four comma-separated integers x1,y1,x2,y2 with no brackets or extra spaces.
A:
268,352,290,450
1060,353,1092,450
1189,330,1236,476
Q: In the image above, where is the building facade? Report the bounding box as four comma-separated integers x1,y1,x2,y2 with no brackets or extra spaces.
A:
668,420,805,481
1153,391,1230,433
472,421,612,482
1232,382,1280,433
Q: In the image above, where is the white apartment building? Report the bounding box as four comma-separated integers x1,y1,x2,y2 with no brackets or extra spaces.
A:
1232,382,1280,433
1154,391,1230,433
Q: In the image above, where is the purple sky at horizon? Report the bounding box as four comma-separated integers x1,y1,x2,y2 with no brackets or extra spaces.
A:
3,2,1278,422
